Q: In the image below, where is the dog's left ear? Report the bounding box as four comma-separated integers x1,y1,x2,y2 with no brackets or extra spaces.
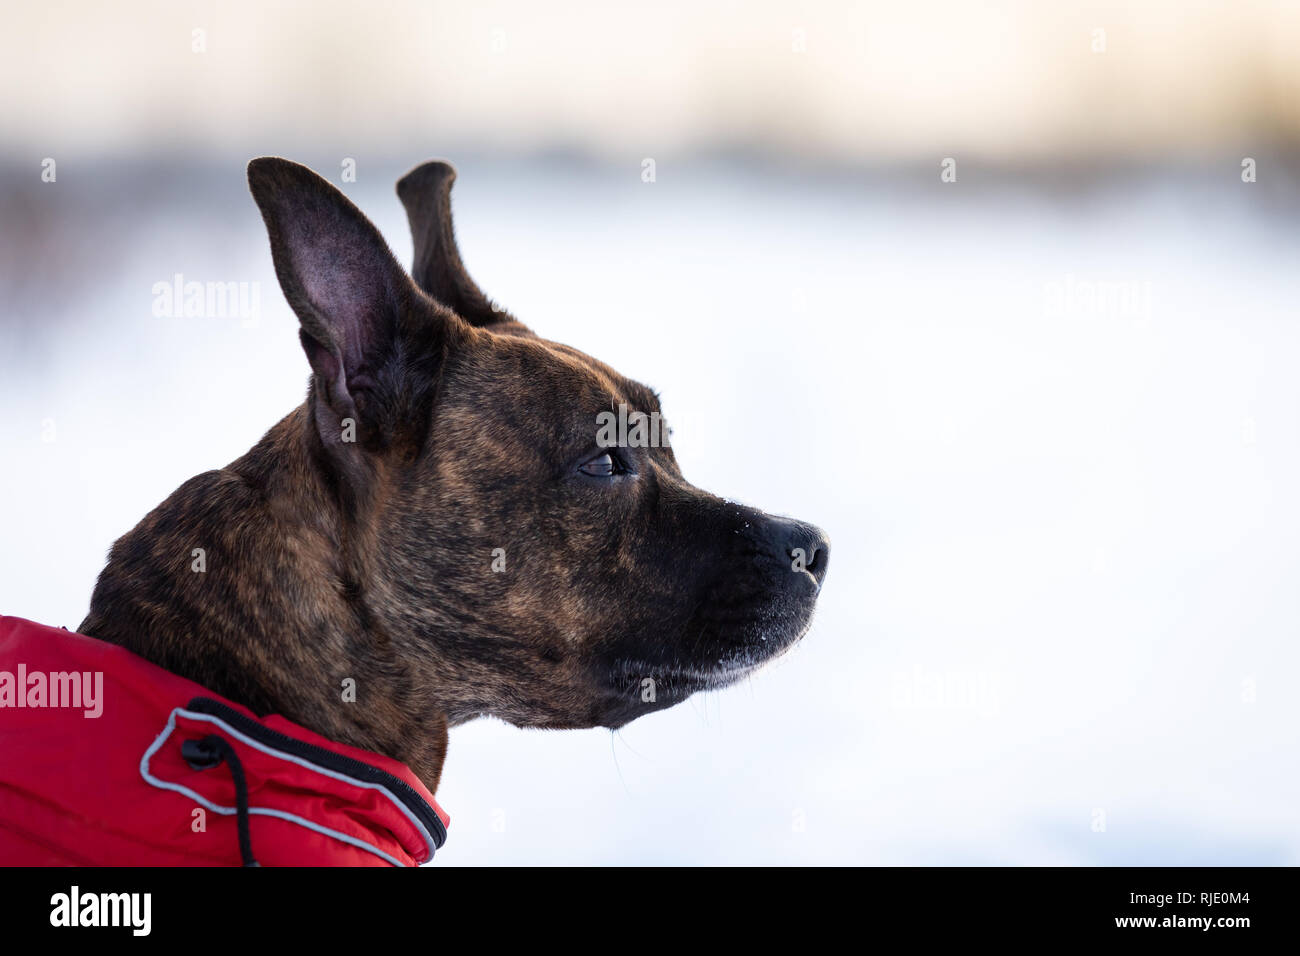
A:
396,161,517,329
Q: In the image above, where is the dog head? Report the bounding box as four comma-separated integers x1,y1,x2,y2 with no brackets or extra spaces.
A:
247,158,829,730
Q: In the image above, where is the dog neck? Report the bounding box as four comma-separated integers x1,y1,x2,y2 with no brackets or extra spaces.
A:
79,402,452,792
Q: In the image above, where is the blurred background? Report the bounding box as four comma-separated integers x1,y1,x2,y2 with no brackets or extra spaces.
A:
2,1,1298,865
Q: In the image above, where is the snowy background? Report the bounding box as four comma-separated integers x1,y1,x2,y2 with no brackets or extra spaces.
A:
2,1,1299,865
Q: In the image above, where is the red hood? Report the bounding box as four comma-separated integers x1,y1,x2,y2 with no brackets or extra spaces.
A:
0,616,448,866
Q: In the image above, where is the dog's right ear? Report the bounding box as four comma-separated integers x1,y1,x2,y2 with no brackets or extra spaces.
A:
248,157,443,456
396,160,516,329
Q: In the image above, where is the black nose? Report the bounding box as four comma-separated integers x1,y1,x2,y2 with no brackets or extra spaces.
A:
783,521,831,590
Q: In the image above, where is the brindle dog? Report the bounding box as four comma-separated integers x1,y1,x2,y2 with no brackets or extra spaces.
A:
79,158,830,793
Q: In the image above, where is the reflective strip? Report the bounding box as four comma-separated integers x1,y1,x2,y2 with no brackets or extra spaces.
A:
140,707,437,866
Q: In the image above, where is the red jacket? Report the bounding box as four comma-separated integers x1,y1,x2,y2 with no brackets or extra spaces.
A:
0,616,448,866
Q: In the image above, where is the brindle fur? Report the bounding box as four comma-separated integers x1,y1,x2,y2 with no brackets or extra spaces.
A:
80,158,829,793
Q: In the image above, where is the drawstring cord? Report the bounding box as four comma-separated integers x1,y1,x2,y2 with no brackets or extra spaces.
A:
182,735,260,867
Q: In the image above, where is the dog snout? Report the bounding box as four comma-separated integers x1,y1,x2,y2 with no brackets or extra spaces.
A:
773,519,830,590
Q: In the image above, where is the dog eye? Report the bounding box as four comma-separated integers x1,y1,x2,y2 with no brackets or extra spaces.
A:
579,452,622,478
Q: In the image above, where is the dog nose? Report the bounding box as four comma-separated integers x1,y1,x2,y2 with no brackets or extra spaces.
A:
784,521,831,590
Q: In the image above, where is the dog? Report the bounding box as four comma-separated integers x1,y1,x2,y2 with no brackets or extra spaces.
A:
78,157,830,794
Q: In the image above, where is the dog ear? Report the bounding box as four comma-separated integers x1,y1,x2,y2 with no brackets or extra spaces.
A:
248,157,440,453
396,160,515,328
